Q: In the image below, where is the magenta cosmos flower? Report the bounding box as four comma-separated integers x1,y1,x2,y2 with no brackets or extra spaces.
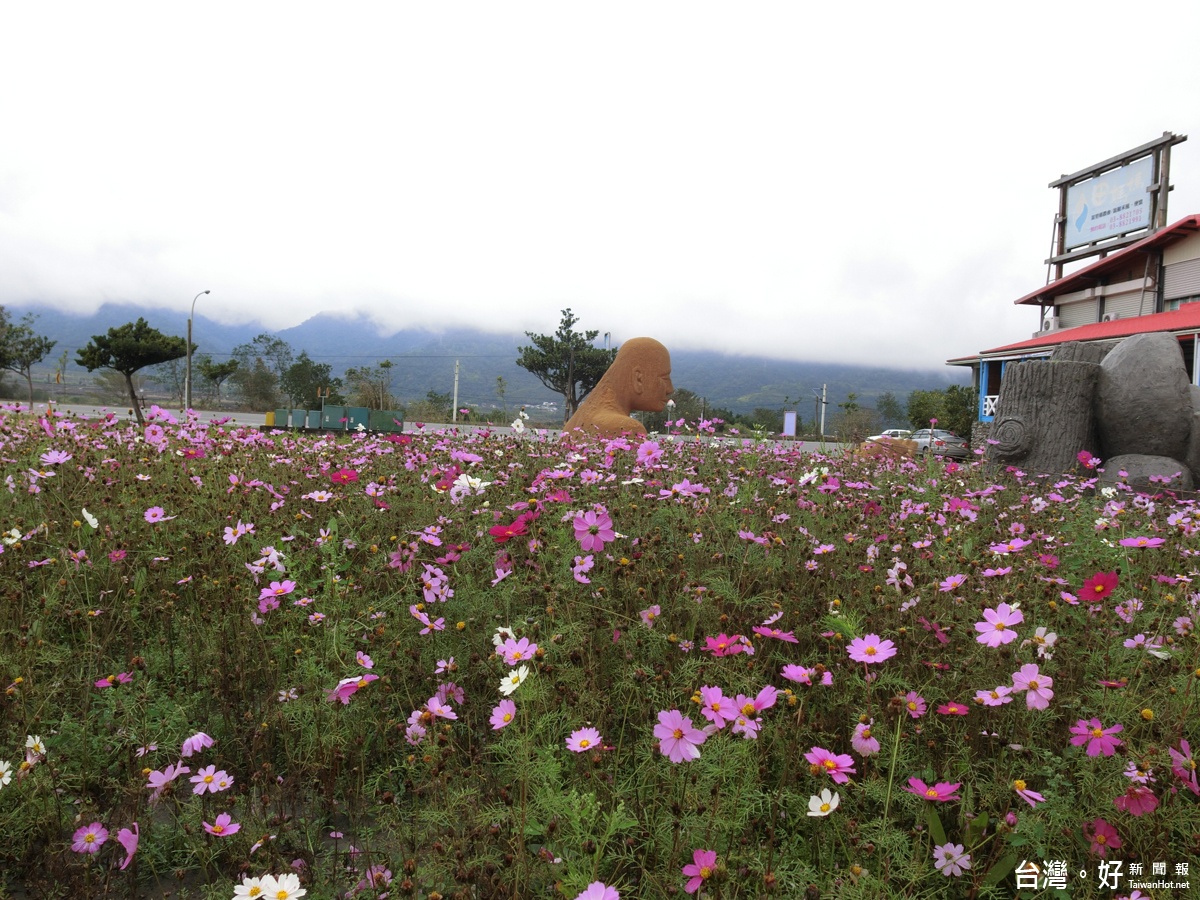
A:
72,822,108,854
1083,817,1122,857
974,602,1023,647
567,727,602,753
905,778,962,802
1013,779,1045,807
1010,664,1054,710
1069,718,1124,757
902,691,926,718
1080,570,1118,601
573,510,615,552
682,849,718,894
804,747,856,784
654,709,708,763
846,633,897,664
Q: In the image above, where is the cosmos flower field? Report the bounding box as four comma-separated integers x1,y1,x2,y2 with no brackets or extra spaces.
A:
1,404,1198,899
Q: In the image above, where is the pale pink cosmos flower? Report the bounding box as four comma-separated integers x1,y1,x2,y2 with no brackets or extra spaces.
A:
566,727,602,753
116,823,138,870
189,765,232,795
974,602,1023,647
574,882,619,900
975,685,1013,707
146,762,190,802
327,673,379,704
846,633,897,664
498,636,538,666
573,509,615,552
1011,664,1054,710
490,699,516,730
851,720,880,756
180,732,214,757
203,812,241,836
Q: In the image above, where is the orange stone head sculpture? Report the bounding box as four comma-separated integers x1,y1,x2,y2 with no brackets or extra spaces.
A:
563,337,673,437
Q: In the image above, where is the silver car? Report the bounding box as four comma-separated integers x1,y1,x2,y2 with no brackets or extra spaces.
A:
909,428,971,460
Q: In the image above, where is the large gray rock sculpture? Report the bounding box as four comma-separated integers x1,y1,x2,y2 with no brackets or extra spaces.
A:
1098,454,1194,492
1095,333,1192,459
988,334,1199,489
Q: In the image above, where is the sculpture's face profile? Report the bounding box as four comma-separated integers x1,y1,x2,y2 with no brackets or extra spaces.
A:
634,351,674,412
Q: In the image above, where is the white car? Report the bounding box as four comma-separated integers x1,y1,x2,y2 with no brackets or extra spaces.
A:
867,429,912,441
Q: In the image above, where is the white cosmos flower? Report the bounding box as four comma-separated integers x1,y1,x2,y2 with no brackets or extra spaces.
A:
499,664,530,696
82,508,99,529
806,788,839,817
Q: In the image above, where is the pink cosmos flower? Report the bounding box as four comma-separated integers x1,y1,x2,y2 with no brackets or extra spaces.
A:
654,709,708,763
1069,718,1124,757
781,664,832,686
327,673,379,704
936,701,969,716
804,747,856,784
1013,779,1045,807
116,823,139,870
490,700,516,730
203,812,241,836
699,685,736,729
499,637,538,666
1118,536,1165,548
905,778,961,802
703,633,746,657
1010,664,1054,710
574,510,615,552
72,822,108,854
974,602,1023,647
180,732,214,757
574,883,620,900
902,691,927,718
846,633,897,664
146,762,190,801
682,848,718,895
259,579,296,600
851,720,880,756
938,573,966,592
734,686,778,718
567,727,602,753
1083,817,1122,857
1113,786,1159,816
143,506,176,523
94,672,134,689
639,605,661,627
1168,739,1199,794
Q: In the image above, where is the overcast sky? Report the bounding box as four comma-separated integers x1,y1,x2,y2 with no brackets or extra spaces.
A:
2,2,1198,370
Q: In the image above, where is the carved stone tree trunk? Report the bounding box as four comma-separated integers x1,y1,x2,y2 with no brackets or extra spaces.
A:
987,360,1101,474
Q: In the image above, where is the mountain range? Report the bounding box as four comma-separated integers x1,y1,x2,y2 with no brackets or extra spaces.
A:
5,302,969,418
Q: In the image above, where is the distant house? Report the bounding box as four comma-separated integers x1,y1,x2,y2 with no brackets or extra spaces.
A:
949,214,1200,426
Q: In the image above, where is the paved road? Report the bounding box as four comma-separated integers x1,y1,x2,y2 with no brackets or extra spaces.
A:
19,403,845,453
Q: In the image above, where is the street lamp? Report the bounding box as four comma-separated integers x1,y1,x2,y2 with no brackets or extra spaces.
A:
185,290,210,411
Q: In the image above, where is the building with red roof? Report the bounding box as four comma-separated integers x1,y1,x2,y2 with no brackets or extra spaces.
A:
949,213,1200,423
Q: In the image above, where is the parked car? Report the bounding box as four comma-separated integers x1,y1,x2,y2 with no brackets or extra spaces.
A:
909,428,971,459
866,429,912,441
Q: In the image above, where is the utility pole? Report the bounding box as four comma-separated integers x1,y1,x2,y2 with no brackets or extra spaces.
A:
451,359,460,423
